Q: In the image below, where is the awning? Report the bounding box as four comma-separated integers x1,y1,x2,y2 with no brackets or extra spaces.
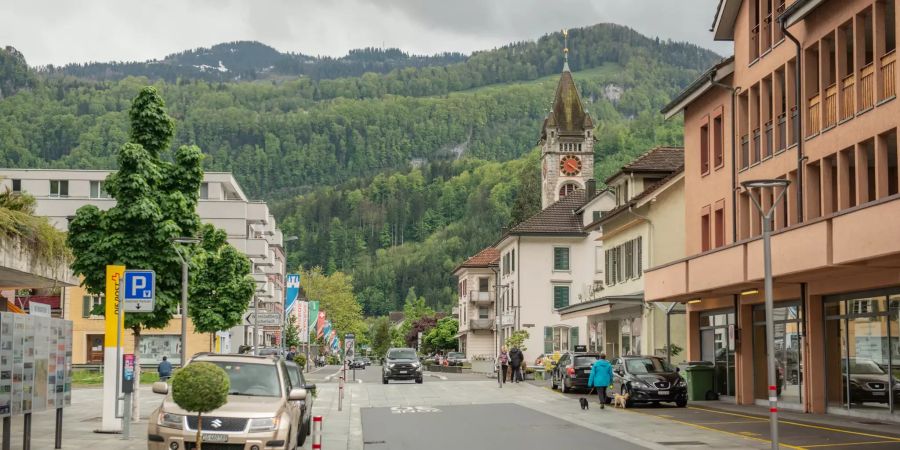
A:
558,294,644,320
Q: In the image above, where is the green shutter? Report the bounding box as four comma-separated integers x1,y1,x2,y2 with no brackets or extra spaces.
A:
544,327,553,353
553,285,569,309
570,327,579,351
605,250,611,286
637,237,643,276
82,296,91,318
554,247,570,271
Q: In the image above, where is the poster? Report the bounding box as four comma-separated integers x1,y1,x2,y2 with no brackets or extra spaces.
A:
297,301,308,344
0,314,11,416
0,313,73,414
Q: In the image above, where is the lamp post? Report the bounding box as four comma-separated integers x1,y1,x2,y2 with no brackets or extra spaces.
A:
172,237,200,367
742,178,790,450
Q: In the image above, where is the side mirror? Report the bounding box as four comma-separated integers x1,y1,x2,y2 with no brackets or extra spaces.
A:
288,388,308,401
152,381,169,395
304,383,317,394
614,368,623,376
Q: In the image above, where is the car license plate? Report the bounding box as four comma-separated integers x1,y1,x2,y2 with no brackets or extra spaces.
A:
873,391,886,396
398,370,407,374
202,433,228,443
658,390,670,396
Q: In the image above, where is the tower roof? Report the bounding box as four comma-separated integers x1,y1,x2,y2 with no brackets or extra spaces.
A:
542,69,593,139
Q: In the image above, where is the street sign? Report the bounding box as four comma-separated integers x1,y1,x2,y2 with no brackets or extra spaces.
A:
243,311,282,327
122,270,155,312
28,302,51,317
344,333,356,360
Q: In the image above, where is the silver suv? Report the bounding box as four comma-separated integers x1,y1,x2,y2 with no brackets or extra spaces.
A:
147,353,307,450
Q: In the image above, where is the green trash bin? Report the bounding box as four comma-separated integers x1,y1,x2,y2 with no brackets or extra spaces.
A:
682,364,715,401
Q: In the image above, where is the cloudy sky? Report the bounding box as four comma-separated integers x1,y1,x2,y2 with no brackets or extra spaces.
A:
2,0,731,67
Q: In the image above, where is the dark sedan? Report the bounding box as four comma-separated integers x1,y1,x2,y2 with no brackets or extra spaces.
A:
550,352,600,394
383,347,424,384
609,355,687,407
285,360,317,446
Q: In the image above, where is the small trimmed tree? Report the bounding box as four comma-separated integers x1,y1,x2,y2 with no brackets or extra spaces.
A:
172,362,230,450
505,330,529,352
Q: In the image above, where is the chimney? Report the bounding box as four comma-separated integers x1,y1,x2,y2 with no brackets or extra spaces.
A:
586,179,597,199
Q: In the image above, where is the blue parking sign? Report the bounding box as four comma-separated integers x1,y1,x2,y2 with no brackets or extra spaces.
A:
122,270,155,312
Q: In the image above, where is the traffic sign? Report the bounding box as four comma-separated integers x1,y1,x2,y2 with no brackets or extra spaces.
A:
122,270,155,312
244,311,282,327
344,333,356,360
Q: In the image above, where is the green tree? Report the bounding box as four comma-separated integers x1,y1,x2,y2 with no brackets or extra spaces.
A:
284,314,301,349
171,362,230,450
505,330,529,352
423,317,458,352
370,316,391,358
189,224,255,347
300,266,365,340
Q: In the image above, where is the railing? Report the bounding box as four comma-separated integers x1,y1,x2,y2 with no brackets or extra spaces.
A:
776,113,787,152
741,134,750,169
840,73,855,121
790,106,799,146
470,318,493,331
764,120,774,158
807,93,821,136
774,2,785,42
881,50,896,100
823,83,838,129
761,15,772,51
752,128,761,163
750,24,760,60
860,62,875,111
468,290,494,304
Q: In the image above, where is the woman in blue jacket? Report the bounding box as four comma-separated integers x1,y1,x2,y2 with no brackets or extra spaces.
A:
588,353,614,408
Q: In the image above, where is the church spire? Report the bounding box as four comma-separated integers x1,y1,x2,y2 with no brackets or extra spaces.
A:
562,29,570,72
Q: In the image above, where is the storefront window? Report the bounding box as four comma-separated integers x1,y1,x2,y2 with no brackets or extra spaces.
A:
138,335,181,366
752,303,802,404
825,292,900,415
700,311,735,397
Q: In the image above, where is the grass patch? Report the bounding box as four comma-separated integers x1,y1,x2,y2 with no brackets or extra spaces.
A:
72,369,161,386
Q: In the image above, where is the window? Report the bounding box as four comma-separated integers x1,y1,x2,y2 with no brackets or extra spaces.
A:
543,326,578,353
200,182,209,200
90,180,110,199
605,247,620,285
624,241,634,279
701,212,711,252
714,207,725,248
713,115,724,168
553,247,570,271
511,249,515,272
592,210,602,221
559,183,578,198
49,180,68,197
700,122,710,174
478,277,489,292
478,307,489,319
595,246,603,274
11,179,21,193
82,295,102,318
553,285,570,309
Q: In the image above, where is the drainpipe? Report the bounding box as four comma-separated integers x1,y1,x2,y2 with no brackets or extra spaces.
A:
708,72,741,242
490,264,501,386
781,21,805,223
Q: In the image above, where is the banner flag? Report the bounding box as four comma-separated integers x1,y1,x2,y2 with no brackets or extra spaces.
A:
285,274,300,313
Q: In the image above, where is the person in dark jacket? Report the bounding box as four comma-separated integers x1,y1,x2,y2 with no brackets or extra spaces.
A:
508,347,524,383
158,356,173,381
588,353,614,409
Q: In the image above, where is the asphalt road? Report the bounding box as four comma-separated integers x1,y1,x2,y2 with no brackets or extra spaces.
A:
307,364,490,384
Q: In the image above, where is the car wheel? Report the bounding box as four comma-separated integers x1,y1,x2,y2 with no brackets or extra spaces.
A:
416,377,423,384
676,396,688,408
382,377,388,384
623,385,635,408
306,416,311,436
550,374,558,390
560,378,568,394
297,422,308,447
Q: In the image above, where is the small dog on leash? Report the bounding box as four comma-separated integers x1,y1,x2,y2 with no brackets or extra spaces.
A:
579,397,589,410
612,392,630,409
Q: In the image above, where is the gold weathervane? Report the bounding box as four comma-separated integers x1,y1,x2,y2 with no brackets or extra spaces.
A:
562,29,569,57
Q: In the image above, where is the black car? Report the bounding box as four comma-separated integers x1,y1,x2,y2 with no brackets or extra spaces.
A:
609,355,687,407
844,357,900,404
349,357,366,369
285,360,317,446
383,347,424,384
550,351,600,393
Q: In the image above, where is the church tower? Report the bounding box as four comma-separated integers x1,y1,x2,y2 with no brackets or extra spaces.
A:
539,29,595,210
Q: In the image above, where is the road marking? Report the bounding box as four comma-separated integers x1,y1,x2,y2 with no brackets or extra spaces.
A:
427,373,448,381
323,368,343,381
687,406,900,442
804,441,900,448
696,420,765,425
390,406,442,414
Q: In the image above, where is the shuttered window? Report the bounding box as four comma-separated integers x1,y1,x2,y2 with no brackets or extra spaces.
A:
553,285,570,309
569,327,579,351
82,296,91,318
544,327,553,353
636,236,643,277
553,247,570,271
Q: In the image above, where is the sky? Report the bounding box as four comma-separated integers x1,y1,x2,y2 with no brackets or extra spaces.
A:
1,0,732,67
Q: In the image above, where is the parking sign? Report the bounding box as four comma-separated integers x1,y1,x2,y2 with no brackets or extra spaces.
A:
122,270,155,312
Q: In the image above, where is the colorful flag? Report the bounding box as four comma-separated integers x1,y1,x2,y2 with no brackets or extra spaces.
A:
285,274,300,313
323,321,332,341
316,311,326,338
297,301,309,343
308,301,319,334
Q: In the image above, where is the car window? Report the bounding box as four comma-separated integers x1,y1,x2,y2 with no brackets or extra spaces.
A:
574,356,599,367
209,361,281,397
387,349,417,359
625,357,673,374
285,364,300,389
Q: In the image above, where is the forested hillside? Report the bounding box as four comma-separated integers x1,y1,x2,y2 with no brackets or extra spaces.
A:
0,23,719,313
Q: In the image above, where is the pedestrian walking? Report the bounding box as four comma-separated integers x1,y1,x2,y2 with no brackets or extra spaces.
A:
286,345,297,361
588,353,613,409
498,346,510,384
158,356,173,382
508,347,524,383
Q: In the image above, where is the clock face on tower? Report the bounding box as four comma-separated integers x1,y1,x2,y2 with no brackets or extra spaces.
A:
560,155,582,176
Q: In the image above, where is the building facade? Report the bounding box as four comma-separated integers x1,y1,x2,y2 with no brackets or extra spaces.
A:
647,0,900,420
452,248,499,360
0,169,286,365
559,147,688,363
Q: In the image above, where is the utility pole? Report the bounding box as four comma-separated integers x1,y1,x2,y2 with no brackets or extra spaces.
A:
172,237,200,366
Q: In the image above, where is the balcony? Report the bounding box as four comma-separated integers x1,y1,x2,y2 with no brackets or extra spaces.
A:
741,134,750,170
468,290,494,306
246,202,270,224
469,319,493,331
807,93,821,136
752,128,761,163
840,73,856,121
776,113,787,152
823,83,838,129
881,50,896,101
764,120,773,158
860,62,875,111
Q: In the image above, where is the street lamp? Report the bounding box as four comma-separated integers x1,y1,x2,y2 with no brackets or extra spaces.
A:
172,237,200,366
742,178,789,450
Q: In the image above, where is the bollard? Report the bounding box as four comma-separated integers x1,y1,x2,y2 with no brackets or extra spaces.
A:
312,416,323,449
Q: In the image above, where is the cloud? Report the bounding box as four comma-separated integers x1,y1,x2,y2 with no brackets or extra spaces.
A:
0,0,731,67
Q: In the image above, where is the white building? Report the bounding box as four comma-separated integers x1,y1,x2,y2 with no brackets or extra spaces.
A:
0,169,285,363
452,248,499,360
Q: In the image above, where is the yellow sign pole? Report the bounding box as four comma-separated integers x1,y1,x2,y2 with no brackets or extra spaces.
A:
101,265,125,431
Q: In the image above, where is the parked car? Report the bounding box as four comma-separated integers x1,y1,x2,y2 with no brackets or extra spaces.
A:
349,357,367,369
285,360,317,446
843,357,900,405
148,353,307,450
446,352,467,366
609,355,687,407
550,351,599,393
362,356,372,366
383,347,424,384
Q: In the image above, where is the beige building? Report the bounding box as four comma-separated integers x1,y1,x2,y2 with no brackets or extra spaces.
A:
452,248,499,360
559,147,687,362
0,169,286,365
647,0,900,420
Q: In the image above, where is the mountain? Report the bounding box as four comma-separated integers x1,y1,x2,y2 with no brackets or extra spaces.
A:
0,46,36,98
38,40,467,83
0,23,720,312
